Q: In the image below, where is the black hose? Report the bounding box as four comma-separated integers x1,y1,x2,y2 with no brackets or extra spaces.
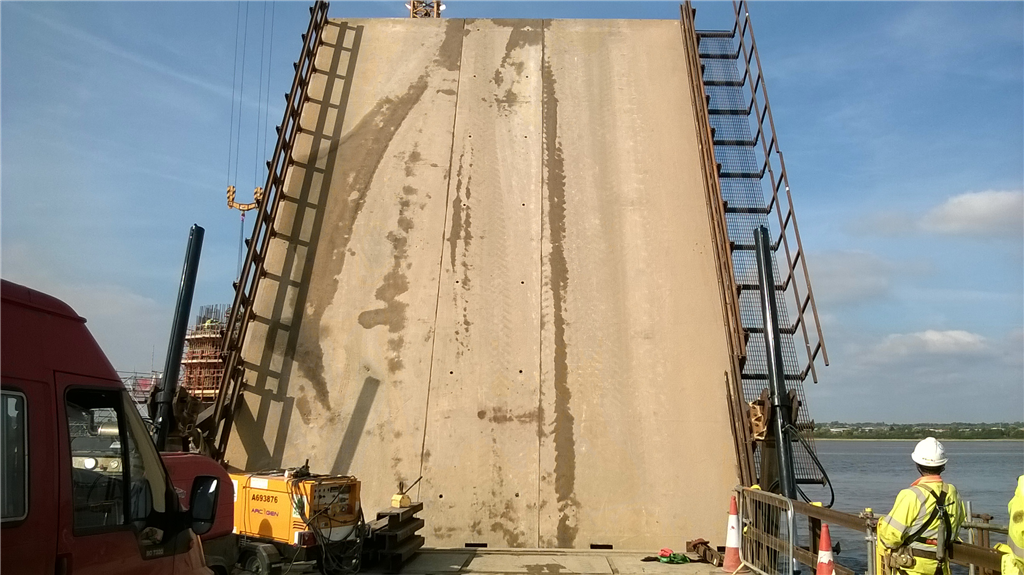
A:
784,424,835,508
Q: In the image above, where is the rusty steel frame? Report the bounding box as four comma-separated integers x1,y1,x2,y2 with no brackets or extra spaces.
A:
729,0,828,382
206,0,331,463
680,2,755,487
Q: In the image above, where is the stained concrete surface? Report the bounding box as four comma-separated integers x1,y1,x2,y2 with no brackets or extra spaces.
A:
226,17,740,550
246,549,722,575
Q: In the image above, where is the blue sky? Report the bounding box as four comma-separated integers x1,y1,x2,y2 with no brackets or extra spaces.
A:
2,2,1021,422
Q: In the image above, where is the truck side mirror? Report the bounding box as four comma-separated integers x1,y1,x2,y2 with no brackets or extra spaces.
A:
188,475,219,536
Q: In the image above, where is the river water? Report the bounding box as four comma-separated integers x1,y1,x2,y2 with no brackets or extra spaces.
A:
788,440,1023,574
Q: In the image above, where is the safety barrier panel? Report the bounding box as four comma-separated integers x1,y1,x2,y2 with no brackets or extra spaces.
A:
737,487,796,575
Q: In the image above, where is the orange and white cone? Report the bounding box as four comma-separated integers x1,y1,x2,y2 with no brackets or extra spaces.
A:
816,524,835,575
721,495,746,573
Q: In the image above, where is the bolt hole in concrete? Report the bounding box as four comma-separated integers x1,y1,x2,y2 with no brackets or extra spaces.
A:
520,281,525,284
439,494,444,498
515,492,520,497
521,203,525,206
519,370,523,373
449,371,454,375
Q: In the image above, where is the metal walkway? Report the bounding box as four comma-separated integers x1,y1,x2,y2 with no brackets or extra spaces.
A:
694,0,829,486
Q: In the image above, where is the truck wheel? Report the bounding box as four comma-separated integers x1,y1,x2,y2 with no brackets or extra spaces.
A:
242,551,271,575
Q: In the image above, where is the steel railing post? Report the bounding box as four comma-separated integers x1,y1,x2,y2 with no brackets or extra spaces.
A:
864,508,876,575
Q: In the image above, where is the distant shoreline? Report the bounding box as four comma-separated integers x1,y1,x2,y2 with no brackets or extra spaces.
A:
814,438,1024,442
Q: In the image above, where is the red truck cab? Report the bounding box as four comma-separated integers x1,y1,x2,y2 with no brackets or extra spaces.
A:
1,279,218,574
161,453,238,574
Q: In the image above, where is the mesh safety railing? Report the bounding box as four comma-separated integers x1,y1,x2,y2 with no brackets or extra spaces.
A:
690,0,829,485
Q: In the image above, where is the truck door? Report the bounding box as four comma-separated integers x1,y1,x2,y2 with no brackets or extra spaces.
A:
1,379,58,575
57,375,181,575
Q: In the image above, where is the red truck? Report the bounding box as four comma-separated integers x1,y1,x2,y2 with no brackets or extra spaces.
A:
1,279,220,574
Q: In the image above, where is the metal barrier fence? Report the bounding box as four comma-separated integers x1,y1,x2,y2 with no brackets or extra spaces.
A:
735,488,1004,575
738,487,796,575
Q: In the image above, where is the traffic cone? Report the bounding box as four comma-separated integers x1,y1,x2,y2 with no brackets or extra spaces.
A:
721,495,746,573
815,524,835,575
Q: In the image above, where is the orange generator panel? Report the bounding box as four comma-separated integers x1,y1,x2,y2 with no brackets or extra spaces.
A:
230,471,361,548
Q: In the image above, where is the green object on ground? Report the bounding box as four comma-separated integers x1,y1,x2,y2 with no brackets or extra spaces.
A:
659,553,690,564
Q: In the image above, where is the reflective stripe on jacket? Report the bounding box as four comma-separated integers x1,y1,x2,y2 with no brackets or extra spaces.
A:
996,543,1024,575
1010,475,1024,553
878,476,966,554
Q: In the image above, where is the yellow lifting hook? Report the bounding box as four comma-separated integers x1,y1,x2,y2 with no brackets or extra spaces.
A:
226,185,264,212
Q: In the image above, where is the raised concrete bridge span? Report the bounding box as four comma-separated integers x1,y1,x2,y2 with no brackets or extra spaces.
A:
214,2,828,550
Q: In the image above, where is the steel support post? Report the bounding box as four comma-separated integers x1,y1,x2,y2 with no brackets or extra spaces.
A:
754,225,796,500
155,224,205,451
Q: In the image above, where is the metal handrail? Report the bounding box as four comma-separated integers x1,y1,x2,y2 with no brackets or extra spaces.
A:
729,0,828,383
206,0,330,462
789,499,1003,573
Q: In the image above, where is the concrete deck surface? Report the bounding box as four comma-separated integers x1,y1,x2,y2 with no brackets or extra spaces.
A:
249,549,721,575
226,17,740,550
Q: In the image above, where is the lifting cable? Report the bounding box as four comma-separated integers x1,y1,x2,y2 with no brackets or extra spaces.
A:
233,2,250,278
254,1,268,193
225,1,242,191
234,1,249,189
225,1,276,278
262,2,277,170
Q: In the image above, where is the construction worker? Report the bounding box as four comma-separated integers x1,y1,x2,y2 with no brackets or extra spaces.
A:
876,437,966,575
994,475,1024,575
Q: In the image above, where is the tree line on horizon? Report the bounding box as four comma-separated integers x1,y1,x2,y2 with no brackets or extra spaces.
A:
811,421,1024,440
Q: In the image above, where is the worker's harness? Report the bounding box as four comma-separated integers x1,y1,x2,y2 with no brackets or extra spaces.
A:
882,484,954,575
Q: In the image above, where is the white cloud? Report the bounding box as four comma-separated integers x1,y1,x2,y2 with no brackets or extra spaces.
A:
805,327,1023,422
877,329,988,357
920,191,1024,238
854,191,1024,239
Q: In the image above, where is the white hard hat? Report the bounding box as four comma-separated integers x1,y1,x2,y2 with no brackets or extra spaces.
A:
912,437,948,467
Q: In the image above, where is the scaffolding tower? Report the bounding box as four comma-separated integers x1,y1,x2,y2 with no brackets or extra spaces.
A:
181,304,228,401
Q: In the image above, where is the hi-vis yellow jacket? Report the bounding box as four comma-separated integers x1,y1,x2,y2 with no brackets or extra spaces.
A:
877,476,966,575
996,475,1024,575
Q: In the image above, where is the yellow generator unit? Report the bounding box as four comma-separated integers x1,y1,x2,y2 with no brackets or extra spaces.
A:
230,470,361,549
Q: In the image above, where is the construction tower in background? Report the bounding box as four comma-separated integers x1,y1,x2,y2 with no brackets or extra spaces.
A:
181,304,228,402
408,1,444,18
